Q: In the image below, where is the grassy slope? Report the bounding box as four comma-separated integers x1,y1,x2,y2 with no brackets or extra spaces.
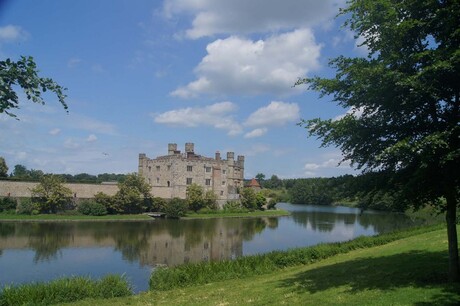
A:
69,226,460,306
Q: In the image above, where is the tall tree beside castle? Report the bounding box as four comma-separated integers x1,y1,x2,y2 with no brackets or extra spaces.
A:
297,0,460,281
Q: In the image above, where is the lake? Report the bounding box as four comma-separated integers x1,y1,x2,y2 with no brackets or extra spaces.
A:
0,203,421,292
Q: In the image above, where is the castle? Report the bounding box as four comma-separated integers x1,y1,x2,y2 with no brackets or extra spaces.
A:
138,143,244,204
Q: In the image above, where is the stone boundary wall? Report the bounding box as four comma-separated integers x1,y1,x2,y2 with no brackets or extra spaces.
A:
0,181,173,200
0,181,119,198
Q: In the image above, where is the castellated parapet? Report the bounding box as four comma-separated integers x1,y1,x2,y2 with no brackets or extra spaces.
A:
139,143,244,205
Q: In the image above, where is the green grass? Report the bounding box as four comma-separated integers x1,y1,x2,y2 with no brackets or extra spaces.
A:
183,209,290,219
66,224,460,305
0,275,132,306
0,213,152,221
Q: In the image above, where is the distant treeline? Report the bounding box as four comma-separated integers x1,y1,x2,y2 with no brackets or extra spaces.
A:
256,173,405,212
2,164,126,184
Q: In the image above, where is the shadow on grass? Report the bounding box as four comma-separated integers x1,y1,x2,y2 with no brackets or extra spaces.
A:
279,250,460,305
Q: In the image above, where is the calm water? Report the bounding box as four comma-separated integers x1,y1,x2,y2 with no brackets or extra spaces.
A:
0,203,421,292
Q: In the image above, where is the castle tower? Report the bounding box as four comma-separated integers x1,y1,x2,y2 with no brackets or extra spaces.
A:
168,143,177,155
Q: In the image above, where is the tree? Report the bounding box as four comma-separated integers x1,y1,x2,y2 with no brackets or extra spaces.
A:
186,183,205,212
113,173,152,214
31,174,73,213
297,0,460,281
0,56,67,118
255,173,265,186
240,187,258,211
11,164,28,179
0,157,8,177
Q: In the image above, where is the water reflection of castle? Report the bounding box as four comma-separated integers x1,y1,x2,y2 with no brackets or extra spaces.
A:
0,219,261,267
138,226,242,266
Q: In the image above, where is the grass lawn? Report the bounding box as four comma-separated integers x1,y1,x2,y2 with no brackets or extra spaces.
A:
183,209,290,219
67,225,460,305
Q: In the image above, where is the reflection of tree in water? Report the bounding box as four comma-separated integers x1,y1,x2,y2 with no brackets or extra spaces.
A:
266,217,279,229
291,211,340,232
112,222,153,262
0,223,15,237
291,208,418,235
357,213,419,234
26,223,73,262
241,218,267,241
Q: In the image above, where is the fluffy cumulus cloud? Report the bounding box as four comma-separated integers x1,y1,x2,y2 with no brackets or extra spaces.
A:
0,25,28,42
244,128,267,139
86,134,98,142
163,0,345,39
303,153,352,177
245,101,300,127
153,101,243,136
172,30,321,97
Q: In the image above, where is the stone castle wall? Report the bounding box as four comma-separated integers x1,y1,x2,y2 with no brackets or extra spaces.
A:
139,143,244,202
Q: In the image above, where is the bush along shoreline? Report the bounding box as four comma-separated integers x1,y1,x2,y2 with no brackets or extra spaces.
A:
0,275,132,306
149,224,444,291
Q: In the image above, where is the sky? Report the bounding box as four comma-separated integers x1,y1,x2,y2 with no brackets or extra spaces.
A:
0,0,367,179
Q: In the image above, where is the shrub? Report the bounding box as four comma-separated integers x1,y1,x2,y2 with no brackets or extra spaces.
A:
16,198,38,215
223,201,248,213
0,197,16,213
152,197,167,212
267,198,277,210
163,197,187,218
77,200,108,216
0,275,132,305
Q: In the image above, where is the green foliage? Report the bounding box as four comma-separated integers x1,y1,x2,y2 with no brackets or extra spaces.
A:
112,173,152,214
31,175,73,213
186,183,204,212
94,192,116,214
149,224,443,291
267,198,277,210
0,197,16,213
240,188,259,211
0,56,68,119
203,190,218,210
0,275,132,305
151,197,167,212
297,0,460,280
0,157,7,177
163,197,187,218
77,200,107,216
16,198,38,215
255,192,267,210
222,201,248,213
289,178,334,205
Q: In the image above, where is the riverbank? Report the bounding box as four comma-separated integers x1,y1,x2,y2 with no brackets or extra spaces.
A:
12,224,456,306
183,209,290,219
0,209,290,222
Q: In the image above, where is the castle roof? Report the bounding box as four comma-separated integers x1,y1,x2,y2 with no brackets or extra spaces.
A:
247,178,261,188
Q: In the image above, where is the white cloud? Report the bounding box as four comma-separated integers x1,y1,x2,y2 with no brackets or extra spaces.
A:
67,57,82,68
0,25,28,42
244,128,267,139
303,152,352,176
63,138,80,149
163,0,345,39
86,134,98,142
171,30,322,97
153,101,243,136
49,128,61,136
245,101,299,127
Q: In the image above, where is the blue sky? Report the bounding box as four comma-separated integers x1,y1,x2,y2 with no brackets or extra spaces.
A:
0,0,366,179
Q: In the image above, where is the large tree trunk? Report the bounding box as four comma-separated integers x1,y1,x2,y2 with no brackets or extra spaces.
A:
445,191,459,282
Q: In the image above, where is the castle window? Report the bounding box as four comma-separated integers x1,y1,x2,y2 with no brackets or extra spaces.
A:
167,181,170,187
148,166,151,172
205,167,211,173
156,166,160,171
205,179,211,186
222,181,225,186
220,191,224,196
222,170,226,174
167,165,171,170
186,178,192,185
187,165,193,172
156,177,159,184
